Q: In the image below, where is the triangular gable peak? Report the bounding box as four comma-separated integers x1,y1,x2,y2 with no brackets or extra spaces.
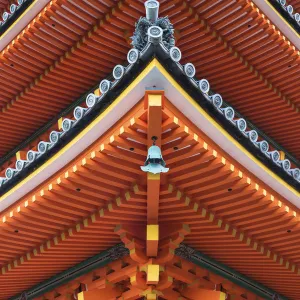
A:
0,1,299,210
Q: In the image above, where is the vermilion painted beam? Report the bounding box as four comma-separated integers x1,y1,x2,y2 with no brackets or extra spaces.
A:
146,91,163,239
78,288,122,300
147,172,161,225
119,286,143,300
181,288,226,300
161,287,186,299
146,92,163,148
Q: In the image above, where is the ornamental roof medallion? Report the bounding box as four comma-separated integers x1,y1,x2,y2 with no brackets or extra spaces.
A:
131,0,175,51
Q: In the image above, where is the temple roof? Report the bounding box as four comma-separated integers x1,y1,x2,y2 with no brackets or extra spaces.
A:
0,9,299,196
0,2,299,299
0,0,299,166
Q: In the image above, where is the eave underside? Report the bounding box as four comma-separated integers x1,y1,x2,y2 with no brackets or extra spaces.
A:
0,89,299,299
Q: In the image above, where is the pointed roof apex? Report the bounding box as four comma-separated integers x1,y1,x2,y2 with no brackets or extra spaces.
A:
131,1,174,50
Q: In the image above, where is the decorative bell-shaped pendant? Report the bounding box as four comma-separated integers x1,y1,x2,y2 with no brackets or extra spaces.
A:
141,137,169,174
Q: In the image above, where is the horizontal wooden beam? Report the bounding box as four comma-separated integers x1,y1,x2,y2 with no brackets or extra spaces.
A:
181,288,226,300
